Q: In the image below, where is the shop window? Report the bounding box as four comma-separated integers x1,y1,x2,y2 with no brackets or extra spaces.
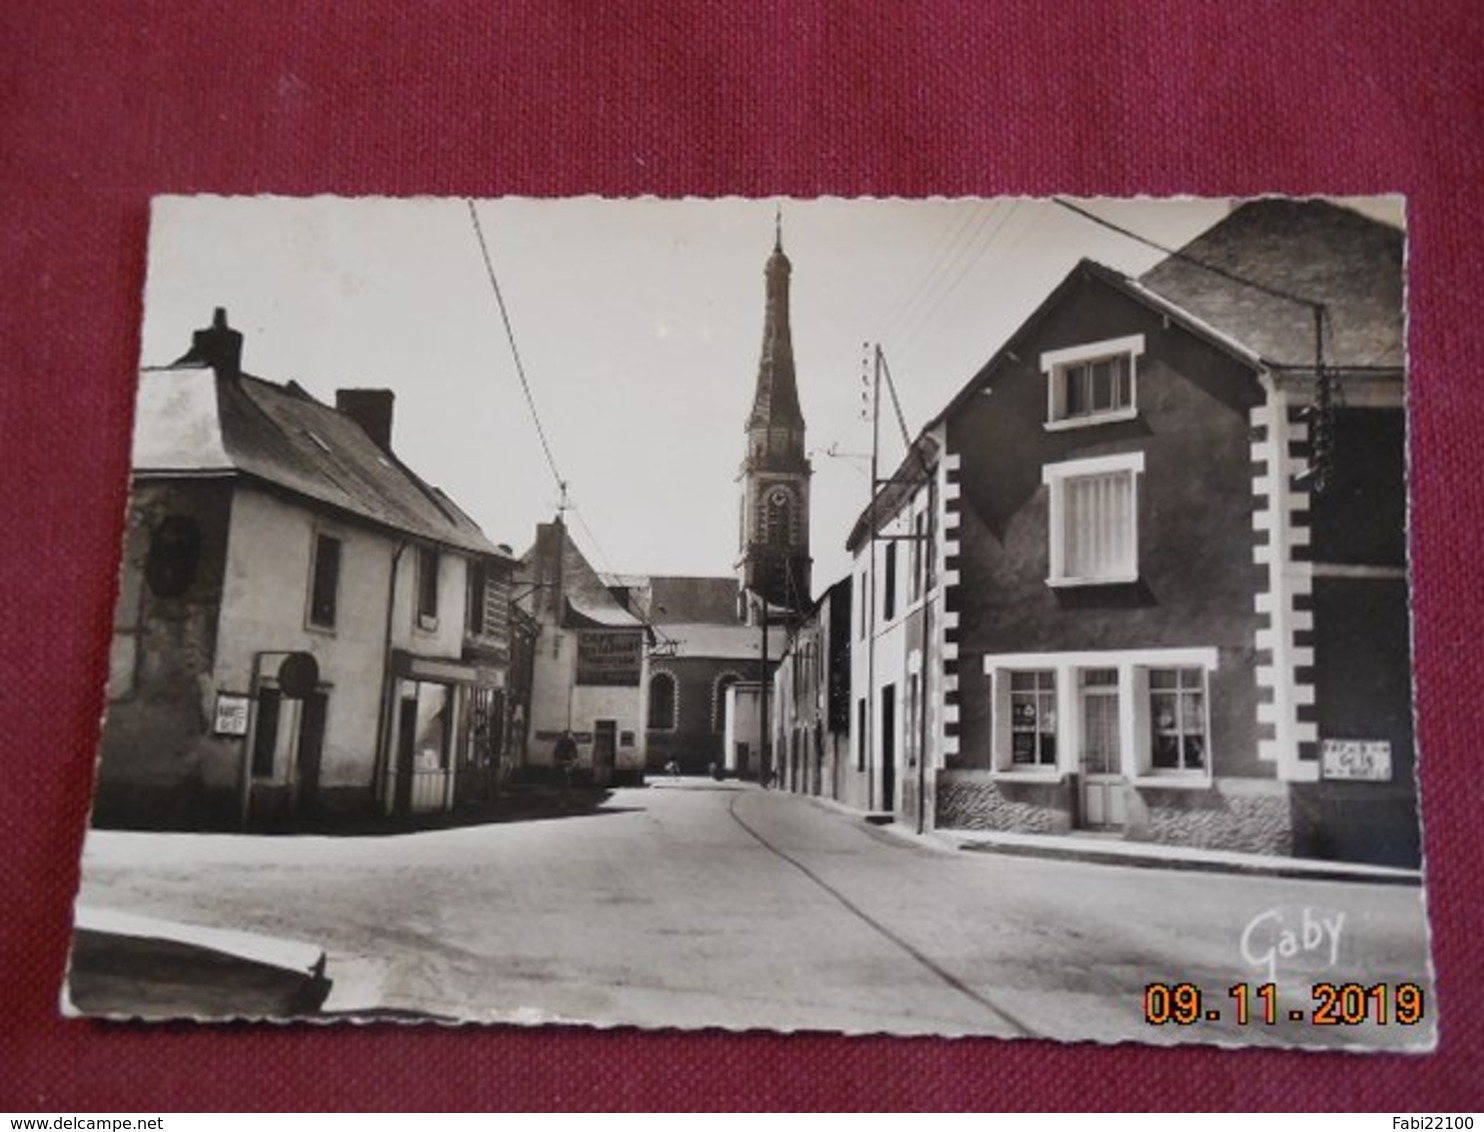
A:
1009,670,1057,767
1042,335,1142,428
308,532,341,629
1149,667,1207,773
1043,452,1144,587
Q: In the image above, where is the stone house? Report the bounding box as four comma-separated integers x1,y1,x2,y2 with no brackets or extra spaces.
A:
99,310,519,829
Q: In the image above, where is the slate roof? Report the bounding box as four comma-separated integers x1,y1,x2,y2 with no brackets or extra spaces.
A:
650,621,788,661
645,575,744,625
132,364,509,559
1138,198,1404,370
521,521,644,630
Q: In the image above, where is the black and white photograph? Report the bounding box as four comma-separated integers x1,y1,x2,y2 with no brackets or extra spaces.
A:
66,194,1432,1050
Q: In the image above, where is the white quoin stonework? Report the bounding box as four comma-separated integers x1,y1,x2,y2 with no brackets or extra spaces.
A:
1251,380,1319,782
939,448,962,760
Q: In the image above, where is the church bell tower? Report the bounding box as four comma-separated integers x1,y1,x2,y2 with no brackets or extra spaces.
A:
736,212,812,618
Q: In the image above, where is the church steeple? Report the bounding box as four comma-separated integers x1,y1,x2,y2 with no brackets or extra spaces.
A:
748,212,805,434
737,211,812,616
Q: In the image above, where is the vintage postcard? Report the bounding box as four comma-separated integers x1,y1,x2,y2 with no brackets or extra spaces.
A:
66,194,1433,1050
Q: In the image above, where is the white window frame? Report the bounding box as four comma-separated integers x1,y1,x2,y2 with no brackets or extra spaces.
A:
1142,665,1212,780
1041,334,1143,430
1042,451,1145,588
984,647,1216,787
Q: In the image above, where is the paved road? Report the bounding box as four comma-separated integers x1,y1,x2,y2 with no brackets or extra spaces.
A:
74,779,1436,1048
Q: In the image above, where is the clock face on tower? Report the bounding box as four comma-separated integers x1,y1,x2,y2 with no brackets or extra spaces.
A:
768,488,789,507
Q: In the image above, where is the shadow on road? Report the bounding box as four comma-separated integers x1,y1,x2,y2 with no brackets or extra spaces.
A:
258,786,640,837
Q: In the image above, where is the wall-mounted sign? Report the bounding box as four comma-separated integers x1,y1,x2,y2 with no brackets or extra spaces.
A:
213,693,251,736
1321,739,1392,782
576,630,642,686
535,730,593,743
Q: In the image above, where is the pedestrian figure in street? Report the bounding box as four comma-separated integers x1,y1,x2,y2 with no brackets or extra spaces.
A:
554,730,578,788
663,759,681,779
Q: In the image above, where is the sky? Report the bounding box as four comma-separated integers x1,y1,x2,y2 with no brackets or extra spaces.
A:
140,194,1403,589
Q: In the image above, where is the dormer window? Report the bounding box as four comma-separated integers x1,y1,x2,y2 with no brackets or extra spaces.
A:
1042,335,1143,429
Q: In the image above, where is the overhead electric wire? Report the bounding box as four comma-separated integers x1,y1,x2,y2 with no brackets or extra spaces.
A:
1051,198,1324,312
466,199,679,649
467,200,566,495
878,204,984,340
896,199,1020,348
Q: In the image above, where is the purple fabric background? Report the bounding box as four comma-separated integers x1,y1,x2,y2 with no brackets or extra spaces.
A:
2,0,1479,1111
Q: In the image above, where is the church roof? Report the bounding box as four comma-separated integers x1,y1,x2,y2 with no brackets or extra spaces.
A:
650,621,789,661
646,575,743,625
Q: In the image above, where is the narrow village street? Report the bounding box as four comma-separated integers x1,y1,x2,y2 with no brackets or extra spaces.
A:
75,779,1435,1050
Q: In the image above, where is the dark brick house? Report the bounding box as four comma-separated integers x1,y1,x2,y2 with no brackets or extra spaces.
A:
851,200,1416,866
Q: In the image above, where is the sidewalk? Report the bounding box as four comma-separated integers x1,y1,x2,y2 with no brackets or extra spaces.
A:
65,906,332,1019
799,791,1421,885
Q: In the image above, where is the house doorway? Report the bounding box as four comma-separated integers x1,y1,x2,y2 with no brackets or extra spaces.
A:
292,692,328,818
1078,668,1125,830
592,719,617,787
880,683,896,814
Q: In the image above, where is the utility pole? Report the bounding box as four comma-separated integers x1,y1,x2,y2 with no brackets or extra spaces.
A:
760,593,770,783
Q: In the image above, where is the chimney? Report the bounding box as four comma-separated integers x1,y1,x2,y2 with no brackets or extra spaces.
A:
335,388,396,451
174,307,244,375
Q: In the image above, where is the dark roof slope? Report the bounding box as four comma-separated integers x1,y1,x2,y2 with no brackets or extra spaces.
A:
646,576,743,625
521,521,644,630
1138,199,1404,370
204,369,506,557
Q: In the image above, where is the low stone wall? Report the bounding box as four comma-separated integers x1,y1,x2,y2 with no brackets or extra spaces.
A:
936,770,1072,834
936,770,1294,856
1130,778,1292,857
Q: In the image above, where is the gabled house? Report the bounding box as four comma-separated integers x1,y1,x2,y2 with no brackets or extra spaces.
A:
517,518,649,785
100,310,520,829
848,200,1415,866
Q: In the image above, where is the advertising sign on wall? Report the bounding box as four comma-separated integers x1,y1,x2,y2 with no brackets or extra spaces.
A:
576,630,642,686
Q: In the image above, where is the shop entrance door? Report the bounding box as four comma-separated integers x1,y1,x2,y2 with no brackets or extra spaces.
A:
1078,669,1125,830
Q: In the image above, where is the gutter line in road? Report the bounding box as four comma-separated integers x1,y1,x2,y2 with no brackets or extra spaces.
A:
726,794,1035,1038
